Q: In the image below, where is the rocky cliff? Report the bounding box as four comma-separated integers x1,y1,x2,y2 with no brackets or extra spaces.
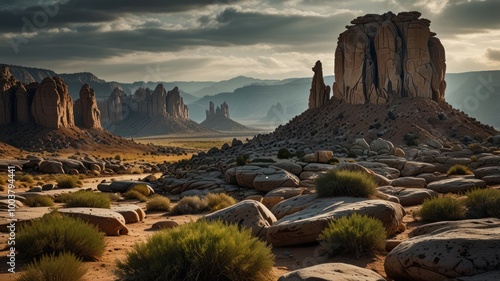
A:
166,86,189,120
333,11,446,105
206,101,229,119
201,101,252,131
74,84,102,129
308,60,330,109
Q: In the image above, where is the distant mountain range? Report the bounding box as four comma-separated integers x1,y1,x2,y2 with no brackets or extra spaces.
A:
3,63,500,130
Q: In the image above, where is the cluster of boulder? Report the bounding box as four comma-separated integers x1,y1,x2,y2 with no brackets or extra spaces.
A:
0,65,101,129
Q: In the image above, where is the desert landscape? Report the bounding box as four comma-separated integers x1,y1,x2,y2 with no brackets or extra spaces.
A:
1,1,500,281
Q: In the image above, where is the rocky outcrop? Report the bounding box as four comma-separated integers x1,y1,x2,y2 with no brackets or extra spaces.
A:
74,84,102,129
0,66,18,125
278,263,386,281
15,85,32,124
201,101,251,131
31,76,74,129
206,101,229,119
333,11,446,105
99,88,125,124
308,60,330,109
166,86,189,119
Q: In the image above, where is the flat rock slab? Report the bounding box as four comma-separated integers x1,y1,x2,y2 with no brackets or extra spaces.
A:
391,177,427,188
225,166,300,192
108,181,154,194
265,187,305,199
204,200,276,239
474,166,500,179
278,263,386,281
271,194,318,220
59,208,129,236
267,196,405,247
402,161,436,177
378,186,437,206
110,204,145,223
427,178,487,193
0,207,51,232
385,218,500,281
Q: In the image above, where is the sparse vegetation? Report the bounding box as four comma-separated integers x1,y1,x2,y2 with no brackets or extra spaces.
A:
464,189,500,218
328,158,340,165
236,154,250,166
418,196,466,222
347,151,357,158
24,195,55,207
146,195,172,212
404,133,419,146
315,170,377,198
170,196,208,215
438,112,448,120
16,252,87,281
447,164,473,176
56,175,81,189
277,148,292,159
205,193,237,212
128,184,151,196
19,174,34,183
17,211,105,260
64,191,111,208
318,213,386,259
105,193,123,202
115,220,274,281
123,190,148,202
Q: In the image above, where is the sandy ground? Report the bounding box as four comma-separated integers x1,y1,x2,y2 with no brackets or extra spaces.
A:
0,173,421,281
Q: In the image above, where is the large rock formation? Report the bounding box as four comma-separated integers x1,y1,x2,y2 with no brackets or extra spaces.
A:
333,11,446,104
166,86,189,119
201,101,251,131
0,66,17,125
74,84,102,129
308,60,330,109
206,101,229,119
99,88,125,124
31,76,74,129
148,84,167,118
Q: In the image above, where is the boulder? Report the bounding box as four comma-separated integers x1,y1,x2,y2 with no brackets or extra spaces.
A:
272,162,303,175
226,166,300,191
370,138,394,154
391,177,426,188
39,160,64,174
427,178,487,193
267,196,405,246
278,263,386,281
401,161,436,176
110,204,146,223
59,208,129,236
378,186,437,206
152,220,179,230
204,200,276,239
474,166,500,179
385,218,500,281
308,60,330,109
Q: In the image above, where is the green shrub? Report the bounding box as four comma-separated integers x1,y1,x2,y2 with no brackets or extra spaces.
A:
170,196,208,215
16,252,87,281
17,212,105,260
205,193,237,212
116,220,274,281
277,148,292,159
418,197,466,222
64,191,111,208
347,151,358,158
464,188,500,218
328,157,340,165
127,184,151,196
123,190,148,202
146,195,172,212
56,175,81,189
54,192,74,203
24,195,55,207
447,164,473,176
318,213,386,258
315,170,377,198
404,133,419,146
19,174,34,183
236,154,250,166
487,197,500,218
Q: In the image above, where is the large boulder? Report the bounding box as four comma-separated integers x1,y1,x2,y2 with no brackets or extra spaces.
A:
204,200,276,239
377,186,437,206
278,263,386,281
267,196,405,246
427,177,487,193
385,218,500,281
59,208,129,236
39,160,64,174
225,165,300,191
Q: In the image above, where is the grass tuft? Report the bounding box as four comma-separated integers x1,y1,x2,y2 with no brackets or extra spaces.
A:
146,195,171,212
464,188,500,218
447,164,473,176
24,195,55,207
64,191,111,208
315,169,377,198
418,196,466,222
205,193,237,212
16,252,87,281
56,175,81,189
170,196,208,215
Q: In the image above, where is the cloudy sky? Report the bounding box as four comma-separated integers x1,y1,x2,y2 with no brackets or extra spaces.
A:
1,0,500,82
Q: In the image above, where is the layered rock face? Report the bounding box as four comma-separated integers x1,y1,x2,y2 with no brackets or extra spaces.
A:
308,60,330,109
166,86,189,120
333,11,446,104
99,88,125,124
31,76,75,129
74,84,102,129
206,101,229,119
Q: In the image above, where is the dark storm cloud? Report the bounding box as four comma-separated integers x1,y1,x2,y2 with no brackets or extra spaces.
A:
0,0,247,32
486,48,500,62
2,8,355,61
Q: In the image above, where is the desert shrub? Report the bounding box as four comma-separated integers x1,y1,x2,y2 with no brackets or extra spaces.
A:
347,151,357,158
114,154,122,161
0,174,7,185
125,167,143,174
447,164,473,176
315,170,377,198
128,184,151,196
146,195,171,212
56,175,81,189
123,190,148,202
64,191,111,208
24,195,55,207
17,212,105,260
404,133,419,146
295,150,306,160
19,174,34,183
170,196,208,215
464,188,500,218
115,220,274,281
487,197,500,218
236,154,250,166
438,112,448,120
205,193,237,212
328,157,340,165
277,148,292,159
418,197,466,222
16,252,87,281
54,192,75,203
318,213,386,258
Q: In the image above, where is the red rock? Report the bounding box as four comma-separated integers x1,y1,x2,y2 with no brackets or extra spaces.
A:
308,60,330,109
74,84,102,129
31,76,74,128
